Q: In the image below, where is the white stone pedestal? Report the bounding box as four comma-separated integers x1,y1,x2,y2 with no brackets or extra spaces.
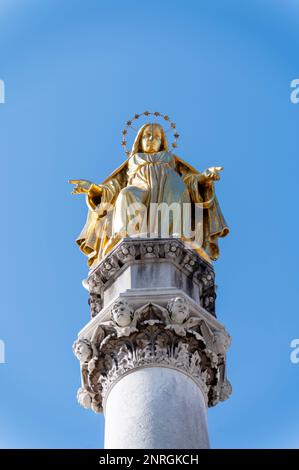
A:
73,238,231,449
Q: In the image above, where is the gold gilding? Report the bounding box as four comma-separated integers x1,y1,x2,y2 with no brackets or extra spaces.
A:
70,123,228,268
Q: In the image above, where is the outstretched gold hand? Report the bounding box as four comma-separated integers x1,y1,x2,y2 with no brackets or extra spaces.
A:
203,166,223,181
69,179,93,194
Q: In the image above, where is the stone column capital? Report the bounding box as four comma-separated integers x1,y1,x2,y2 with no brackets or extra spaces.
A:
73,296,231,413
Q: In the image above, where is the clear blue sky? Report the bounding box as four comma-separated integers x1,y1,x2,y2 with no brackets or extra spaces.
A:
0,0,298,449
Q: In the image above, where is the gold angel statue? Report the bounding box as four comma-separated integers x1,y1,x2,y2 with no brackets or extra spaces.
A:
70,119,229,269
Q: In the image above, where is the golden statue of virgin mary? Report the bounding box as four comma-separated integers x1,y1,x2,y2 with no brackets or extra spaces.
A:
70,122,229,268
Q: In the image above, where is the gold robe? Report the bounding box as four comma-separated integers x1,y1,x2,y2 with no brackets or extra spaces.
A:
76,151,229,268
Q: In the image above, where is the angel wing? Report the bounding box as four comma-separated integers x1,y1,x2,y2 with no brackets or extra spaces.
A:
132,302,171,327
183,317,206,343
183,317,203,329
150,302,171,324
90,322,116,353
165,324,187,337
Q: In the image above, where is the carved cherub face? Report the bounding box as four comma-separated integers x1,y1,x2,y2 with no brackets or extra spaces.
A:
111,300,133,327
141,124,162,153
167,296,189,324
73,339,92,363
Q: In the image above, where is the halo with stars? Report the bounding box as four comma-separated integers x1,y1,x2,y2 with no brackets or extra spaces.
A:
121,111,180,157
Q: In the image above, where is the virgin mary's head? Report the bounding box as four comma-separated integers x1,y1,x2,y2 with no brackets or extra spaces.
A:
130,123,169,156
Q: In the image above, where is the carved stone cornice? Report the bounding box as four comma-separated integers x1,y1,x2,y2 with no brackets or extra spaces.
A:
84,237,217,317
